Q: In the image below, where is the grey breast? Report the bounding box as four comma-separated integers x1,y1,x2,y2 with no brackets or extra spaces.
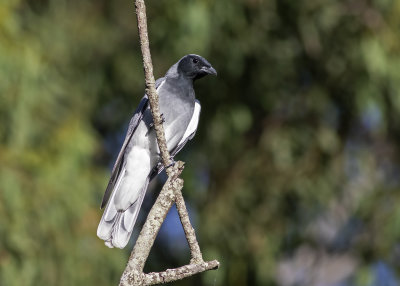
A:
158,77,195,152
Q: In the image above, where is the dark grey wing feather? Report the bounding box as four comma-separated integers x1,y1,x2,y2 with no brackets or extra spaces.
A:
101,96,148,208
101,78,166,209
171,130,197,156
149,130,197,180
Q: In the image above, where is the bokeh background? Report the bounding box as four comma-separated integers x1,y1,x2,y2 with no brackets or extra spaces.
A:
1,0,400,285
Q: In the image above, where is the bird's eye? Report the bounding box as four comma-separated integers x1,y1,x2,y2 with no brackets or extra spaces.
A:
192,58,199,64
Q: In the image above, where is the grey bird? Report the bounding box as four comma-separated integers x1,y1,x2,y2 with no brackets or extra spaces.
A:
97,54,217,249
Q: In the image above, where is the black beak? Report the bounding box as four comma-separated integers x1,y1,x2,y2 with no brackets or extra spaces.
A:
202,66,217,76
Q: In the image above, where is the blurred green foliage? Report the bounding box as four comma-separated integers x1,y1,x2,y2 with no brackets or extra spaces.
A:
1,0,400,285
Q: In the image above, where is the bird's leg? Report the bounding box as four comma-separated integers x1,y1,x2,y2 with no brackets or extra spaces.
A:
148,113,165,129
160,113,165,124
166,156,176,168
147,114,165,136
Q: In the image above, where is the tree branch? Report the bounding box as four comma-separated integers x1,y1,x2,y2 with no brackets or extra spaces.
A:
118,0,220,285
143,260,220,285
119,162,185,286
135,0,173,175
174,188,203,264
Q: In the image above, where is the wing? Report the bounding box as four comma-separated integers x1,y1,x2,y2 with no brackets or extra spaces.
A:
101,78,166,208
100,96,148,208
172,99,201,155
150,100,201,180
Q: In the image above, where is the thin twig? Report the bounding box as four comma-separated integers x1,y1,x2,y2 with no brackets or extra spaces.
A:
174,189,203,264
135,0,173,175
143,260,220,285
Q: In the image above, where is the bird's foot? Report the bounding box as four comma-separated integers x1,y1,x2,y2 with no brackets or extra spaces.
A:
166,157,176,168
148,114,165,131
160,113,165,124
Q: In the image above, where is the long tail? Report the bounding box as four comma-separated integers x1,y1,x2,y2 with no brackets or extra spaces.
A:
97,171,150,249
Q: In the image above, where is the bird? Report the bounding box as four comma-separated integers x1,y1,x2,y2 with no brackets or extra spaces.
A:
97,54,217,249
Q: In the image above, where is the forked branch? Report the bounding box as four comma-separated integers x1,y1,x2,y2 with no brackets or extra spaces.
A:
118,0,219,285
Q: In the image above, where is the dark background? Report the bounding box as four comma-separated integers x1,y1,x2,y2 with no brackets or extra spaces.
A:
1,0,400,285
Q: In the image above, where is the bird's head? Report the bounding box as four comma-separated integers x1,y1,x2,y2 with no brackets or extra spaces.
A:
178,54,217,80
